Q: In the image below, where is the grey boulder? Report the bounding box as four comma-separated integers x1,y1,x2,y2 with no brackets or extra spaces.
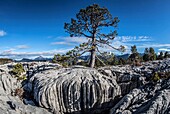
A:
28,66,121,113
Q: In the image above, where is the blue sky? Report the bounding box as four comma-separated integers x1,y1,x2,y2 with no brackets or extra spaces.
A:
0,0,170,59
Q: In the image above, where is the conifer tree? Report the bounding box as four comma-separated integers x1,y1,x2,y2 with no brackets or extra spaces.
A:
64,4,125,68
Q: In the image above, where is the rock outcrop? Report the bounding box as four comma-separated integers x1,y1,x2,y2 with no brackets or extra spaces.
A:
107,59,170,114
99,59,170,96
110,79,170,114
98,66,145,96
28,66,121,113
0,62,59,114
0,59,170,114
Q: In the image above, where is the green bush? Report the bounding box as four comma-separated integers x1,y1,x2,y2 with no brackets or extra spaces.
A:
17,75,27,81
152,72,160,82
12,63,25,77
77,61,88,67
62,62,68,68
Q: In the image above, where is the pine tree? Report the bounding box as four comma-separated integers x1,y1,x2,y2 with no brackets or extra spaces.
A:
129,45,139,63
143,48,149,61
149,47,156,61
64,4,125,68
118,58,126,65
164,51,169,58
158,51,164,60
52,55,57,63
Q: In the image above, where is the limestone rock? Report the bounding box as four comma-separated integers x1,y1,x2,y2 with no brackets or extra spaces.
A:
110,79,170,114
0,63,52,114
1,59,170,114
29,66,121,113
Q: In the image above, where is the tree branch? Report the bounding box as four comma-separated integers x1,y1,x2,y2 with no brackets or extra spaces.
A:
85,23,93,34
96,46,105,56
96,55,106,66
96,38,124,52
80,32,93,38
105,43,120,51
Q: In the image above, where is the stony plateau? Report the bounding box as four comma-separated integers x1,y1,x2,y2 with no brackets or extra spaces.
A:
0,59,170,114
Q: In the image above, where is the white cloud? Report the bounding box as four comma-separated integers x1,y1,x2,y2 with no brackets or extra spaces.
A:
0,30,7,37
158,48,170,52
0,48,72,59
138,36,150,39
51,37,87,45
115,36,152,43
50,35,170,55
96,40,130,55
16,45,29,49
138,43,170,48
51,36,151,50
1,45,30,55
2,48,16,54
64,37,87,43
106,35,154,54
51,36,151,54
51,42,72,45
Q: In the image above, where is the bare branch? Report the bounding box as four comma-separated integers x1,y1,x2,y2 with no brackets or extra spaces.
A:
96,47,105,56
80,32,93,38
96,55,106,66
96,38,125,52
105,43,120,51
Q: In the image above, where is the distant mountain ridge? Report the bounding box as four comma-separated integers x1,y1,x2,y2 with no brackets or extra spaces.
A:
34,56,48,61
15,53,144,62
16,56,52,62
116,54,130,59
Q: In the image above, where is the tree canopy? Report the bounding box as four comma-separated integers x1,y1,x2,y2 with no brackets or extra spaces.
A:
129,45,139,61
143,47,156,61
64,4,125,68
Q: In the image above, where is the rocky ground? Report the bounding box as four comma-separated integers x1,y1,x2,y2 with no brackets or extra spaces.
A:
0,59,170,114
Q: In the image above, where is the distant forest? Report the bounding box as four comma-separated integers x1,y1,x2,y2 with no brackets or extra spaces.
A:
52,45,170,68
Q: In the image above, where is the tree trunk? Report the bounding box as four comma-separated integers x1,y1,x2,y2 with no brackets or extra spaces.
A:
90,33,96,68
90,49,96,68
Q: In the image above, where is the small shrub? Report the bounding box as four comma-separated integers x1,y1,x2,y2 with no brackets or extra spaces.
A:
152,72,160,82
77,61,88,67
62,62,68,68
12,63,25,77
14,88,24,99
17,75,27,81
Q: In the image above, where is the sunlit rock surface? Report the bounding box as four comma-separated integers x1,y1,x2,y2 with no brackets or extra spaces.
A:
110,79,170,114
0,59,170,114
0,62,60,114
28,66,121,113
